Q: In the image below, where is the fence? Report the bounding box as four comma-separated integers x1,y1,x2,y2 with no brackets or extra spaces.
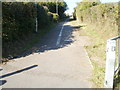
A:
104,36,120,88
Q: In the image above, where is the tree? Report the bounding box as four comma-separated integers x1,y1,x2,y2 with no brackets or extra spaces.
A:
39,1,68,19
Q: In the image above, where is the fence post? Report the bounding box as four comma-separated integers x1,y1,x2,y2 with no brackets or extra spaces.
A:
118,38,120,67
104,39,116,88
35,1,38,33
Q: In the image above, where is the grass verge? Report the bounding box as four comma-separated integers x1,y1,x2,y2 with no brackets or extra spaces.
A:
71,20,118,88
82,23,106,88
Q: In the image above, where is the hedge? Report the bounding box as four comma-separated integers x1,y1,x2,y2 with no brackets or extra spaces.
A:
75,2,118,38
2,1,67,58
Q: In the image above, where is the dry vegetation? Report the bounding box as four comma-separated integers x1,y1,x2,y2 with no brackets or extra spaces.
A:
74,1,119,88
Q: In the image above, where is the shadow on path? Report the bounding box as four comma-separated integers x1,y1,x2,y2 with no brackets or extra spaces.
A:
0,65,38,79
4,19,84,62
0,80,7,86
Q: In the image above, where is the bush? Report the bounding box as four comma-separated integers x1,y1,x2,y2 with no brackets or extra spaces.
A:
2,2,36,42
37,4,50,29
2,1,67,58
39,2,67,19
75,2,118,34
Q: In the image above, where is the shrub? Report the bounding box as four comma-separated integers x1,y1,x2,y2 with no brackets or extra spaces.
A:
2,2,36,42
2,1,67,58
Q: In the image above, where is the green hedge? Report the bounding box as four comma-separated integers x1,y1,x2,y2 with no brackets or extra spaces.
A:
2,1,68,58
2,2,58,42
2,2,36,42
37,4,50,28
38,2,67,19
2,2,67,58
2,2,67,43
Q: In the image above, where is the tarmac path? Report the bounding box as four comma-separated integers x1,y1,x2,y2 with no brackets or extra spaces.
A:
1,19,92,88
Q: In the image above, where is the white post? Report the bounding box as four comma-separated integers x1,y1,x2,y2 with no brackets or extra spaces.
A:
35,17,38,32
35,1,38,33
104,40,116,88
56,0,58,14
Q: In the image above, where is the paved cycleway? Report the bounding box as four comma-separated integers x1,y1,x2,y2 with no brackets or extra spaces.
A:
1,19,93,88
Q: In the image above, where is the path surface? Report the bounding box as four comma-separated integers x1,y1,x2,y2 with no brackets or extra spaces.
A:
1,19,92,88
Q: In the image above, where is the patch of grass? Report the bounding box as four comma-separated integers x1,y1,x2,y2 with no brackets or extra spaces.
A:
74,1,118,88
84,24,112,88
84,22,118,88
71,20,106,87
72,19,118,88
91,61,105,88
84,34,106,88
71,19,118,88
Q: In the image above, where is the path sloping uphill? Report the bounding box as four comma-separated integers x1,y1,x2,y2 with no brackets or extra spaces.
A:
1,19,93,88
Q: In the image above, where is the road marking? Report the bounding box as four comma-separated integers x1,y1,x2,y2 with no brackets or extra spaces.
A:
56,19,68,46
56,24,65,46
